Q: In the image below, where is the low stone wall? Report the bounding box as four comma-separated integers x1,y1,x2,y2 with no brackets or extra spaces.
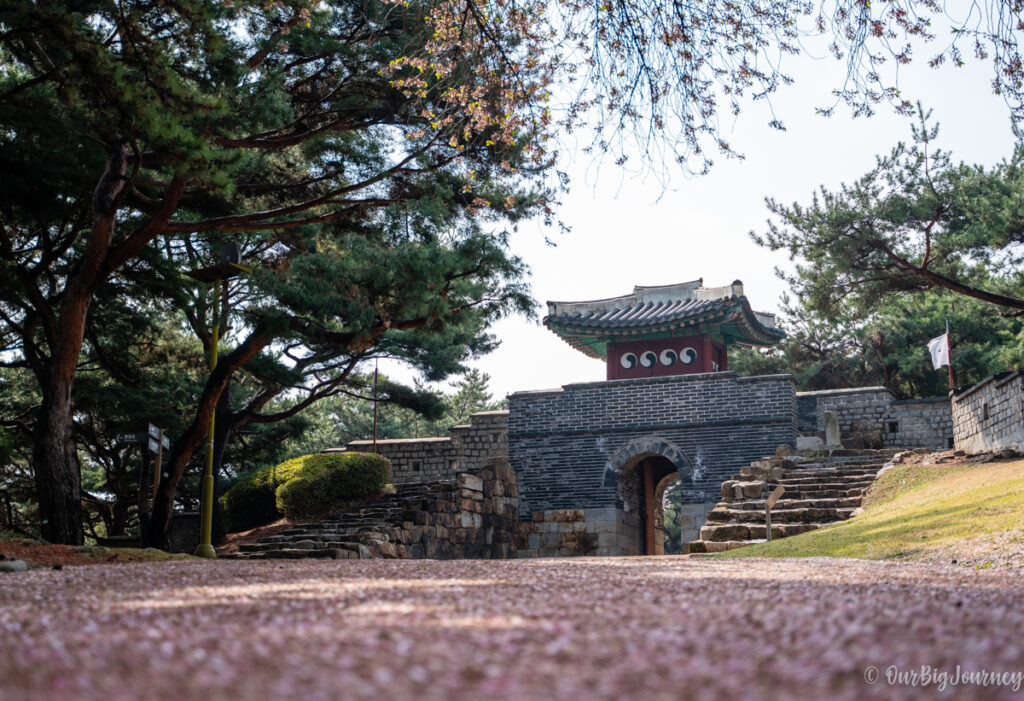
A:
239,459,519,560
515,508,632,557
952,372,1024,453
796,387,951,450
342,410,508,484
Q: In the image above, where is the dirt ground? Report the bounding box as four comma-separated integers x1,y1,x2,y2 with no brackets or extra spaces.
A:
1,557,1022,701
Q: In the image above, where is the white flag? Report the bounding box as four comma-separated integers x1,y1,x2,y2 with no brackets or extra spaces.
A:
928,334,950,370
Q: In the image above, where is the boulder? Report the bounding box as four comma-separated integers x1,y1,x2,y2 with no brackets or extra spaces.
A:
0,559,29,573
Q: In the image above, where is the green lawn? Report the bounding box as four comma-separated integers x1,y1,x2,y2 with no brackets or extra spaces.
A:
716,459,1024,567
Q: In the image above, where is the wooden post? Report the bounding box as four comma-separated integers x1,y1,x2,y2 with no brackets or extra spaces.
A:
765,485,785,542
642,460,656,555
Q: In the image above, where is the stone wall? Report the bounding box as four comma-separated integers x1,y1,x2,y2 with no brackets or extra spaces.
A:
952,371,1024,453
239,459,519,560
796,387,952,450
509,372,797,556
342,410,508,484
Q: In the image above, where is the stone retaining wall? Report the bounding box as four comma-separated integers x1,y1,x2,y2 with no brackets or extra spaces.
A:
342,411,508,484
952,372,1024,453
796,387,951,450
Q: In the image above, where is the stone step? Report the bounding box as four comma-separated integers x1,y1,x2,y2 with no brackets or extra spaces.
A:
723,496,862,511
781,487,865,499
778,478,875,489
698,522,822,542
705,506,857,524
688,539,765,554
260,548,337,559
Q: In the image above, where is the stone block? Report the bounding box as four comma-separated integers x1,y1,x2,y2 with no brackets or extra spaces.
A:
541,532,561,548
457,473,483,492
739,481,766,499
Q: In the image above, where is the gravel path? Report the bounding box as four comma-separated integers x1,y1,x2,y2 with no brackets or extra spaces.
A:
2,556,1022,700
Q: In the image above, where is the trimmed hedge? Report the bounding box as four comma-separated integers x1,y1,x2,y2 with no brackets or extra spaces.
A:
276,453,390,518
220,468,276,532
221,452,391,532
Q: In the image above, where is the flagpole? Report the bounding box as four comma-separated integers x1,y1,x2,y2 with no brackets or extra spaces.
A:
372,358,380,450
945,319,955,392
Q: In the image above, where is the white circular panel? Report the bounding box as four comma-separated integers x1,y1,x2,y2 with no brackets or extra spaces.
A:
680,347,697,365
620,352,637,369
640,351,657,368
660,349,678,366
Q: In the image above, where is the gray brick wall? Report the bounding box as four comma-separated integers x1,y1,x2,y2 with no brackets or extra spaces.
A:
796,387,951,450
952,372,1024,453
341,411,509,483
508,372,797,520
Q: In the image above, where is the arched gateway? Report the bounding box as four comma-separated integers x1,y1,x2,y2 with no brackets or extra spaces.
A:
606,438,693,555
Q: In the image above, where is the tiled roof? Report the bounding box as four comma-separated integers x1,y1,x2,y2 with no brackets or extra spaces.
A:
544,279,784,359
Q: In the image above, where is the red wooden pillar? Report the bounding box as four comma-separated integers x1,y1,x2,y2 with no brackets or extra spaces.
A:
701,337,714,373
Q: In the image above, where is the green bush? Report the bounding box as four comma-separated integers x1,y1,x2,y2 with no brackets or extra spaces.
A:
275,452,390,519
220,452,390,531
221,468,277,532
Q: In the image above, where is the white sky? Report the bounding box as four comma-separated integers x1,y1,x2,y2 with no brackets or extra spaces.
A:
398,40,1020,401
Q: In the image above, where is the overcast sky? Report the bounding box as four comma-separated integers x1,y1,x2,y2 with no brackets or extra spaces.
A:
399,38,1020,400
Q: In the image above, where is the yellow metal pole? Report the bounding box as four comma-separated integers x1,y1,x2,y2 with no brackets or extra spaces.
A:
194,278,220,558
153,429,163,501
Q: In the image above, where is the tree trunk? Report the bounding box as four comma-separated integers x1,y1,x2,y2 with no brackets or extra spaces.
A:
146,324,273,548
211,384,233,545
33,385,83,544
31,141,129,545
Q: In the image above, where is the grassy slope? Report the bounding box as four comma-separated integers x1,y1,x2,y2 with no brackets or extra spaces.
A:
716,459,1024,567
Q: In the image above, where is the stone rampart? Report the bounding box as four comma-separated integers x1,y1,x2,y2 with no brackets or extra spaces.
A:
796,387,951,450
952,372,1024,453
509,372,797,556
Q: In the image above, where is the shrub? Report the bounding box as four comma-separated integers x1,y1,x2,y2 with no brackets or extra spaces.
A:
275,452,390,519
220,452,391,531
221,468,277,532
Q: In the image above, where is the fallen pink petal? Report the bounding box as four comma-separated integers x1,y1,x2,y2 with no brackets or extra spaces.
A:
2,556,1023,700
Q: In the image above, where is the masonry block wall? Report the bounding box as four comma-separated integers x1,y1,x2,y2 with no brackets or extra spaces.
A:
952,372,1024,453
796,387,952,450
510,372,796,557
343,410,509,483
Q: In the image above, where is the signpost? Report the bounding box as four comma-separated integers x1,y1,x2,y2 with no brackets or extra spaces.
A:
765,485,785,542
116,425,171,544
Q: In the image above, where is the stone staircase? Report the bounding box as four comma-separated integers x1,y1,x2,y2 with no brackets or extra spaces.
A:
688,448,901,553
226,460,518,560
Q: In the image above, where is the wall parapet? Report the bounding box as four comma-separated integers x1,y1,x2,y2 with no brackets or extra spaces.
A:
796,387,951,451
336,410,509,484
